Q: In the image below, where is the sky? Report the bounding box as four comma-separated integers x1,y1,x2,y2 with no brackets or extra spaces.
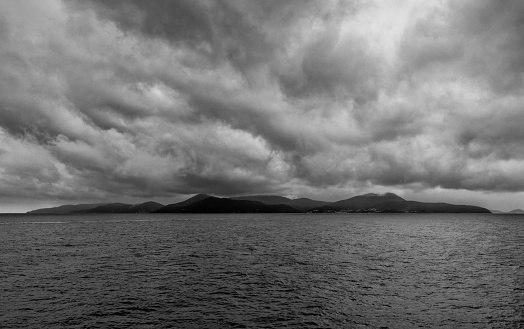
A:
1,0,524,212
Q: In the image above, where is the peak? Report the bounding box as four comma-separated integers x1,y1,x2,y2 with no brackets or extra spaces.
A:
355,192,405,201
383,192,402,197
186,194,211,200
361,192,400,197
139,201,163,206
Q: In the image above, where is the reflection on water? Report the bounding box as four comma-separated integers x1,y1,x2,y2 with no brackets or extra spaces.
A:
1,213,523,328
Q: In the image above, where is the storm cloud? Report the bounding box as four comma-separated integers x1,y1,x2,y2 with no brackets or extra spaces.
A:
1,0,524,211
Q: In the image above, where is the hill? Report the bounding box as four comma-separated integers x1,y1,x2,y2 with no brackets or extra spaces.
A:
127,201,164,213
74,203,133,213
311,193,405,212
155,196,298,213
231,195,329,211
28,201,164,214
508,209,524,214
27,203,108,214
310,193,490,213
26,192,491,214
369,200,490,213
154,194,210,213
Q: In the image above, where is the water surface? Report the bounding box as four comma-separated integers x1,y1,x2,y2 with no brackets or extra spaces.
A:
1,213,523,328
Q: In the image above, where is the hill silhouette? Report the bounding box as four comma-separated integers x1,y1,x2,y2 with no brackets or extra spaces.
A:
154,194,210,213
155,196,298,213
74,203,133,213
27,203,108,214
27,192,491,214
311,193,405,212
127,201,164,213
310,193,490,213
231,195,329,211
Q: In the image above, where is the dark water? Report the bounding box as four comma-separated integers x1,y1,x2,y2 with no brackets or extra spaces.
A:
1,213,523,328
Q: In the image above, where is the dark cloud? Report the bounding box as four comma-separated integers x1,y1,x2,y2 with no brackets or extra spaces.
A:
1,0,524,211
75,0,214,44
72,0,319,70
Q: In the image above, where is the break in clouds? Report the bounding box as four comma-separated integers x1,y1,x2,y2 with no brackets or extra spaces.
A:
1,0,524,209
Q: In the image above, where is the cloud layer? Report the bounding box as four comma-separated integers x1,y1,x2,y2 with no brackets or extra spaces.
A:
1,0,524,210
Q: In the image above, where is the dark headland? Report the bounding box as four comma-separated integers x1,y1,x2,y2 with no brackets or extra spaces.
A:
28,193,491,214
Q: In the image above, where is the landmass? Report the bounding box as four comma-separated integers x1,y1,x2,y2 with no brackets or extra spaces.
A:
489,209,524,214
27,192,492,214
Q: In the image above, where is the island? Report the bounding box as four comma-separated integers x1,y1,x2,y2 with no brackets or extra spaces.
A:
28,192,491,214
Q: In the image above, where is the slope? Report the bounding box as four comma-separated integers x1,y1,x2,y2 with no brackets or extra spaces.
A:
27,203,108,214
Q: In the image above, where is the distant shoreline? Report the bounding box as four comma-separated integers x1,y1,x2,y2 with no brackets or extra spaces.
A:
27,192,494,214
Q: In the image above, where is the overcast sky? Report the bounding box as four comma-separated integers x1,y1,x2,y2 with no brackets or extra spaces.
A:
1,0,524,212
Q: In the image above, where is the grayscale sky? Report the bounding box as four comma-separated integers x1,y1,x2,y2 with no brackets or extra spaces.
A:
1,0,523,212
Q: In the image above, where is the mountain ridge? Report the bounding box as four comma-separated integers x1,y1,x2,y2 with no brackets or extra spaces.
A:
155,196,298,213
310,193,489,213
27,203,109,214
26,192,492,214
230,195,330,211
155,194,210,213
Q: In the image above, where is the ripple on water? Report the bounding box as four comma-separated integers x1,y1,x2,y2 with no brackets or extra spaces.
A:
0,213,523,328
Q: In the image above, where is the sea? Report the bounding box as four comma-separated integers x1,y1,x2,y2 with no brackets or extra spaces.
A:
0,213,523,328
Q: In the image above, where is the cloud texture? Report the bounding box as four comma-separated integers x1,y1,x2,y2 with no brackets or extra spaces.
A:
1,0,524,211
